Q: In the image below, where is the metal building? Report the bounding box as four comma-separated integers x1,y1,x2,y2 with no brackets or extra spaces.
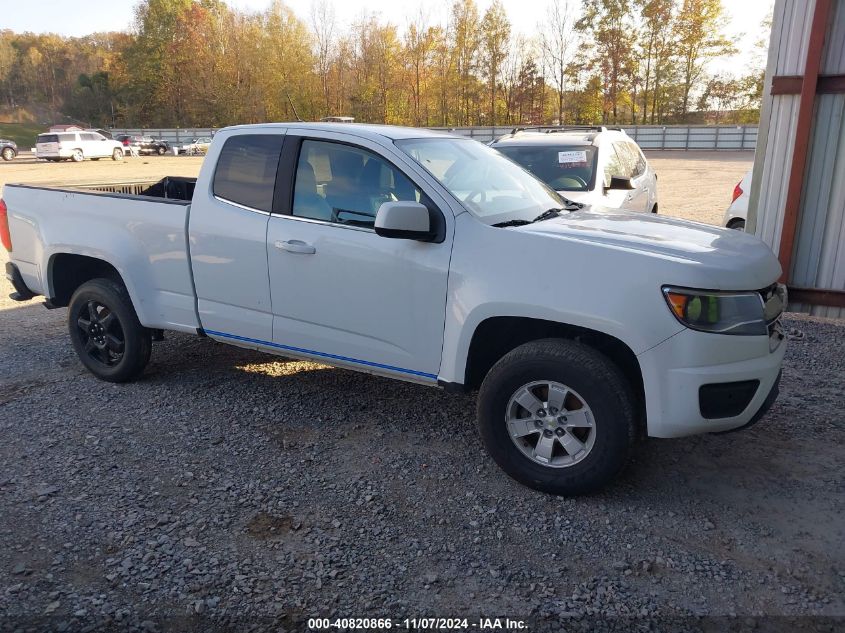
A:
750,0,845,318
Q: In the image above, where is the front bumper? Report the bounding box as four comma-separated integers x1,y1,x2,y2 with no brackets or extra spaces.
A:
638,326,786,438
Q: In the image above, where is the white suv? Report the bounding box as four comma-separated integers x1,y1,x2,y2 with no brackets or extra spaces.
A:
491,127,658,214
36,131,124,162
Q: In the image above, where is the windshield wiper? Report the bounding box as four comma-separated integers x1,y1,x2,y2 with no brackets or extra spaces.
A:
492,218,532,228
532,208,563,223
493,202,584,228
493,207,565,228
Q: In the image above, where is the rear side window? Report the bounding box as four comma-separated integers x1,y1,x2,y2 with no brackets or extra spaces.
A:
58,133,76,143
627,142,646,177
213,134,283,212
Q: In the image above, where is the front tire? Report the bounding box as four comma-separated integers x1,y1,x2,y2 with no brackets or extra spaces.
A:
157,146,167,155
112,148,124,161
477,339,636,496
68,279,151,382
727,218,746,230
1,147,15,161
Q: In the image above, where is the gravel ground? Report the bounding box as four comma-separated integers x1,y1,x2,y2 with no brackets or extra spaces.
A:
1,153,842,632
1,276,843,631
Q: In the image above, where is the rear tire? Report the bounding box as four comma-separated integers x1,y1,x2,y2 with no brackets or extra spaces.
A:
71,149,84,162
68,278,151,383
728,218,746,230
157,146,167,155
477,338,636,496
1,147,15,161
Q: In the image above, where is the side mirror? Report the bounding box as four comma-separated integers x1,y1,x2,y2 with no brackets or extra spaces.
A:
375,201,434,241
606,175,634,191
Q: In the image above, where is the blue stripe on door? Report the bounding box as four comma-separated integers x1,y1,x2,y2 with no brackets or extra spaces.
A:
203,329,438,380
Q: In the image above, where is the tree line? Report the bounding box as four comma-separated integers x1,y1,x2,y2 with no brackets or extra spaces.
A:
0,0,767,130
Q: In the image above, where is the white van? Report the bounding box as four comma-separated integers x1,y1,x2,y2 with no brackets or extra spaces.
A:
35,131,124,162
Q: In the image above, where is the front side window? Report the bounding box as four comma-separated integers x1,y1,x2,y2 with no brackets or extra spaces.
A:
603,143,626,185
212,134,283,212
292,140,421,228
611,142,637,179
495,144,598,192
396,137,564,225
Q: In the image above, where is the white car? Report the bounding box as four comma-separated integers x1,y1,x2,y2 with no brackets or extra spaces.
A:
35,131,124,162
724,170,752,230
3,123,785,496
180,137,212,155
490,127,658,213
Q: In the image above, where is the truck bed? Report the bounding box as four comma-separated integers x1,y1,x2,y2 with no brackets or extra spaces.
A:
3,177,200,333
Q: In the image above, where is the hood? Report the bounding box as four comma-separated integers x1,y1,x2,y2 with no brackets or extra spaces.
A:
516,208,782,290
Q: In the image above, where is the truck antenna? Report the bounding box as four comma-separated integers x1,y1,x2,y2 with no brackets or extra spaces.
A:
287,95,303,122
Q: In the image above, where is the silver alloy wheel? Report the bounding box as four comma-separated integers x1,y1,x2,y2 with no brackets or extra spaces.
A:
505,380,596,468
72,149,84,162
1,148,13,161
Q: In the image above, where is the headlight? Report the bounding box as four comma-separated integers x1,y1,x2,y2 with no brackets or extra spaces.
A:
662,286,767,336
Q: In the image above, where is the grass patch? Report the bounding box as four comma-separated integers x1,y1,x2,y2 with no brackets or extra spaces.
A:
0,122,44,148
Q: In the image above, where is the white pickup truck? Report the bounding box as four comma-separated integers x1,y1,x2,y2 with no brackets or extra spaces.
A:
1,123,786,495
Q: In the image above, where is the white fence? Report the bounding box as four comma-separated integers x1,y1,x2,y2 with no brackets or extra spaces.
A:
429,125,758,149
109,124,758,150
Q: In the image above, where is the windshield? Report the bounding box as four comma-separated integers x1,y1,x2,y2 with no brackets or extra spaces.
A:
495,144,598,192
395,137,565,224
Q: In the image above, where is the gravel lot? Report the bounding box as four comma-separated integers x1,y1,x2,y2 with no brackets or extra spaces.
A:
644,151,753,226
1,153,842,632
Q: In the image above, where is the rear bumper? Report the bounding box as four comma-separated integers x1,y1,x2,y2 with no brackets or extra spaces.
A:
638,327,786,438
5,261,36,301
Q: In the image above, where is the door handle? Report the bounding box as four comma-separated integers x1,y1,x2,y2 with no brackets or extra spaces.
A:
274,239,316,255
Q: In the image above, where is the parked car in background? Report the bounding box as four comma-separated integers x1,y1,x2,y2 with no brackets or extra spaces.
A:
3,123,786,496
36,131,124,162
490,126,658,214
180,137,212,155
115,135,170,155
1,139,17,161
724,170,752,230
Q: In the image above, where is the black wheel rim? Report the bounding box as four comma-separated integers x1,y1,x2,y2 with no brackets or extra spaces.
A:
76,301,125,367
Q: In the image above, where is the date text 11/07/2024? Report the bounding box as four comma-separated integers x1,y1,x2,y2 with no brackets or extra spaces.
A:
307,617,528,630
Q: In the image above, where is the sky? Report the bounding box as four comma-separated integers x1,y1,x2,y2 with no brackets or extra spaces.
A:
1,0,773,75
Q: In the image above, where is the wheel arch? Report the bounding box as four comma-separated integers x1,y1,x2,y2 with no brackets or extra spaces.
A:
48,253,126,308
462,316,646,434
